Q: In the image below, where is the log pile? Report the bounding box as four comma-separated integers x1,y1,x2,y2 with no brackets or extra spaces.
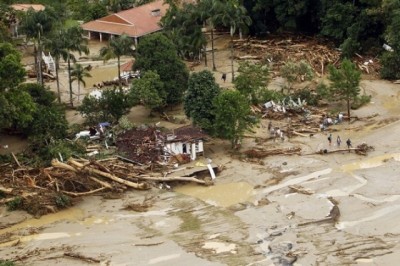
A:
0,157,212,216
244,147,302,158
233,35,380,76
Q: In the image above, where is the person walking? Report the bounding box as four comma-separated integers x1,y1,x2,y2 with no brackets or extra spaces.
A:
346,138,352,149
221,73,227,83
337,136,342,147
328,133,332,146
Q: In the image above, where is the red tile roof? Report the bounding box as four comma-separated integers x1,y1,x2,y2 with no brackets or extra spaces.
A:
81,0,168,38
11,4,45,12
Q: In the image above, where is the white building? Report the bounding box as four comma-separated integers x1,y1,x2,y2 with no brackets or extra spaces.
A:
164,126,207,161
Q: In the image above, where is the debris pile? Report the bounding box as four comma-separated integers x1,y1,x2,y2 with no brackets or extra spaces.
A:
234,35,341,76
244,147,302,158
0,157,212,216
116,127,165,165
233,34,380,76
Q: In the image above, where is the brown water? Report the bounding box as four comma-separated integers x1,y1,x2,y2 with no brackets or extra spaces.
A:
0,207,84,236
84,65,118,88
175,182,254,207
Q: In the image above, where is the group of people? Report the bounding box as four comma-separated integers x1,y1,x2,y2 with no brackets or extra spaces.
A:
320,113,344,131
268,121,285,142
327,133,352,149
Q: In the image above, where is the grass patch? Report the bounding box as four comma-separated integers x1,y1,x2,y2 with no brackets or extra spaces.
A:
64,19,79,28
0,260,15,266
176,211,201,232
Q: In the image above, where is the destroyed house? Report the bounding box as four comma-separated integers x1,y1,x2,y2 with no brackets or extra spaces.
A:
164,126,207,161
116,126,207,164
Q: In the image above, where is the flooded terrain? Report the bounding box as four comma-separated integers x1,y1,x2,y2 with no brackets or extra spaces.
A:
2,39,400,265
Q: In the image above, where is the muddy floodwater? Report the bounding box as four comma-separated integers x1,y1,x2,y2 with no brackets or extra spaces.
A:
175,182,255,207
84,64,118,87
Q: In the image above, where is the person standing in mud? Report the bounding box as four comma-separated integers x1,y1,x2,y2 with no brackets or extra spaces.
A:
328,133,332,146
337,136,342,147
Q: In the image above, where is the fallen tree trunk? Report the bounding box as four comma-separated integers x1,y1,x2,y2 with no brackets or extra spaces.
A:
67,159,150,190
244,147,302,158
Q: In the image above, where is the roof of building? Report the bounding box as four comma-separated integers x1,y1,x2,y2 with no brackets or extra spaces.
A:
11,4,45,12
166,126,209,143
81,0,168,38
121,60,135,72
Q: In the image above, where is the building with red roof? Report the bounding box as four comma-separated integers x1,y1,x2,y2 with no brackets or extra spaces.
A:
81,0,168,44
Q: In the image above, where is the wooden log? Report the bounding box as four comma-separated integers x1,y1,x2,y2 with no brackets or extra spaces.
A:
0,185,13,194
88,176,112,189
51,159,78,172
61,187,107,197
11,152,21,168
135,175,208,185
68,159,149,190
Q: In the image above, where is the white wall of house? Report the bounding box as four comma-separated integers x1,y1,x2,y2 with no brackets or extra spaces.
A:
165,140,204,161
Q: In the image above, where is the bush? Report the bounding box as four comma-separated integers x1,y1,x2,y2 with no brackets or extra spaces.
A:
351,94,371,109
340,38,361,58
0,260,15,266
380,52,400,80
291,88,320,106
55,194,71,208
6,196,22,211
258,89,285,103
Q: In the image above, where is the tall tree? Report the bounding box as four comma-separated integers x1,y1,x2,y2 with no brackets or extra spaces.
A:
71,63,92,103
20,9,55,85
215,0,252,81
134,33,189,106
184,70,221,132
198,0,222,71
43,30,70,103
213,90,255,148
100,34,134,89
328,59,361,121
64,26,89,107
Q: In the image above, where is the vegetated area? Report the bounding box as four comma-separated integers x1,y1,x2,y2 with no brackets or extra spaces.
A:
1,0,400,265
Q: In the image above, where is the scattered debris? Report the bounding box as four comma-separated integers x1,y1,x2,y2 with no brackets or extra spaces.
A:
244,147,302,158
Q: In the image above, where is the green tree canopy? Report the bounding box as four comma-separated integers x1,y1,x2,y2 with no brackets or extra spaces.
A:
0,42,25,91
130,70,166,110
184,70,221,132
234,61,269,104
134,33,189,106
328,59,361,120
213,90,256,147
78,88,133,124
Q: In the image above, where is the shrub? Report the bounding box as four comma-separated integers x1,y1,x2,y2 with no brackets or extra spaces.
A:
351,94,371,109
6,196,22,211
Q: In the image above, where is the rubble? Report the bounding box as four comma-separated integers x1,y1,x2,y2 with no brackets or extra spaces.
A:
233,34,381,76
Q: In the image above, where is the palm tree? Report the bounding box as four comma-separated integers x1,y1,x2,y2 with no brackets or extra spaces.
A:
43,31,70,103
71,63,91,103
215,0,252,81
64,26,89,107
198,0,222,71
99,34,134,88
21,9,54,85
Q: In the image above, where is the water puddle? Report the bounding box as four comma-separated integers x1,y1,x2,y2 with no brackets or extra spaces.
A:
341,153,400,172
202,241,237,254
175,182,254,207
81,216,114,225
0,207,84,235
